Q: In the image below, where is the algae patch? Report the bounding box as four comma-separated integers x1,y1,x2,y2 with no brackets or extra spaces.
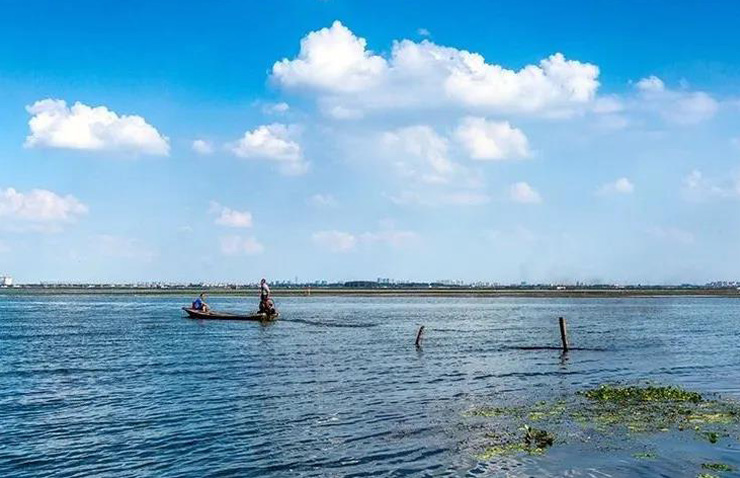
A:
701,462,735,472
466,383,740,463
476,425,555,459
632,451,657,460
581,384,702,404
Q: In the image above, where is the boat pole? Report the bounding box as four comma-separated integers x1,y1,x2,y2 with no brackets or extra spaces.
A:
415,326,425,348
559,317,569,351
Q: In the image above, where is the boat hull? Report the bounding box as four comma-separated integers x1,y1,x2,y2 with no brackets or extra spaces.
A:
182,307,278,321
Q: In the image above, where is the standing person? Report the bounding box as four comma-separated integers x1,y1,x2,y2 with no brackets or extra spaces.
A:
259,278,272,314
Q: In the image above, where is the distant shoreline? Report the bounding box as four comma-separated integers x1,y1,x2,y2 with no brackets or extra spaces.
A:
2,287,739,298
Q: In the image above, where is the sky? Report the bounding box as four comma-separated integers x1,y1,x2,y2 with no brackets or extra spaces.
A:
1,0,740,284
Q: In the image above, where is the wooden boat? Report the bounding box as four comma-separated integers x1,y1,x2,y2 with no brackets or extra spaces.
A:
182,307,278,321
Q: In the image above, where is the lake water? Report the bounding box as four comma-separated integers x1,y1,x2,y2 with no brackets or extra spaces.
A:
1,295,739,477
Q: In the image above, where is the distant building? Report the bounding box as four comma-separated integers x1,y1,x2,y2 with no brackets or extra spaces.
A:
1,276,13,287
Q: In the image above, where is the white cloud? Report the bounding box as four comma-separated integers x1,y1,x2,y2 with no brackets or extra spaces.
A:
443,50,599,114
599,177,634,195
360,230,418,247
312,227,418,252
312,230,357,252
455,117,530,160
509,182,542,204
272,21,388,93
209,201,253,228
387,190,490,206
382,125,454,184
192,139,214,155
25,99,169,155
635,76,718,125
682,169,740,200
591,95,624,114
229,123,308,175
262,102,290,115
309,193,338,207
220,235,264,255
636,75,665,93
272,21,600,118
417,28,431,37
0,187,88,224
323,104,364,120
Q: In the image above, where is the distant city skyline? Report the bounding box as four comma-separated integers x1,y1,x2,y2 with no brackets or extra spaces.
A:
2,1,740,283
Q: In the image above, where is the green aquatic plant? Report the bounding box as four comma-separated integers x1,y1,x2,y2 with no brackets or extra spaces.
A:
697,474,719,478
701,462,735,472
466,383,740,462
523,425,554,449
581,384,703,404
632,451,657,459
476,443,529,459
699,431,720,443
464,406,521,418
475,424,555,459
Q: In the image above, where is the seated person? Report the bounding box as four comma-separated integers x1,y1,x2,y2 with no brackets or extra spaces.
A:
192,293,210,312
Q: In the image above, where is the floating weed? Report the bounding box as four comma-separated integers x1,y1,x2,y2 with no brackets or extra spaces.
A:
697,474,719,478
523,425,554,448
701,462,735,472
476,424,555,459
464,406,521,418
467,383,740,463
632,451,656,459
699,431,720,444
581,384,703,404
476,443,528,459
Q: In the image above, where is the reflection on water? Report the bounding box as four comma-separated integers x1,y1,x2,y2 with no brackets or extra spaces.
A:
1,295,739,477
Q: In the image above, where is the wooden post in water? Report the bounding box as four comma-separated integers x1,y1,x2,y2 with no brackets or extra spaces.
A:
415,326,425,348
558,317,569,351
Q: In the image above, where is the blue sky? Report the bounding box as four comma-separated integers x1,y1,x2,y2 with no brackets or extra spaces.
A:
2,0,740,284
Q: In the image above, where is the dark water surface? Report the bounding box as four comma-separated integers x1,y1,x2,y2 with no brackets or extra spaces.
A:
1,295,740,477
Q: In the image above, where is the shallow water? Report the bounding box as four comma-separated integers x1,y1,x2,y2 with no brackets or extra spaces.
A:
1,295,739,477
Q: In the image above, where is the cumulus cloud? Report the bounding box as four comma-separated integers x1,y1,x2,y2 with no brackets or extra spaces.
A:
272,21,388,93
229,123,308,175
272,21,600,118
209,201,253,228
509,182,542,204
635,76,718,125
636,75,665,93
220,235,264,255
599,177,634,195
417,28,431,37
192,139,214,155
0,187,88,225
455,117,530,160
312,230,357,252
382,125,455,184
25,99,169,155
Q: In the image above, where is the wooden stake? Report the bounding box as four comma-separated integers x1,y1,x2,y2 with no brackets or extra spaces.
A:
559,317,569,351
415,325,425,348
